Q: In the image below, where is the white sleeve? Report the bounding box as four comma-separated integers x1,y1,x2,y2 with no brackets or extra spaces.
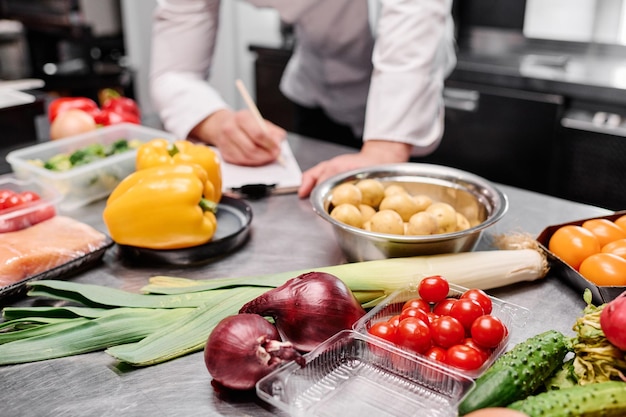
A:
150,0,230,139
363,0,456,156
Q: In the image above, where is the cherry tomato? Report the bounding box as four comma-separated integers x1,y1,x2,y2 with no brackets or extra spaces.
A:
402,297,430,313
429,315,465,348
582,218,626,247
0,189,55,232
424,346,447,363
1,193,22,210
387,314,401,329
446,344,486,371
470,315,507,348
462,338,492,363
602,238,626,260
0,189,16,201
449,298,484,331
615,215,626,233
549,225,601,270
399,307,430,324
18,191,41,203
426,311,440,324
461,288,493,315
578,253,626,286
368,321,397,344
395,317,431,354
418,275,450,303
433,298,457,316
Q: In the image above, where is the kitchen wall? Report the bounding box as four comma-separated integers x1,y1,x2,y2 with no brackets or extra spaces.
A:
120,0,281,129
524,0,626,44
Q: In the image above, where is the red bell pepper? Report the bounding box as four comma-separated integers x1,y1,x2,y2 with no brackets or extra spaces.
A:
99,88,141,125
48,97,100,123
47,90,141,128
94,109,141,126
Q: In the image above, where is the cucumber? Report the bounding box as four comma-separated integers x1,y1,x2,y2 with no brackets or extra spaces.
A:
458,330,571,416
508,380,626,416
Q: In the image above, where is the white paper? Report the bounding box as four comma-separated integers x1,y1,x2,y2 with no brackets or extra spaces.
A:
217,140,303,191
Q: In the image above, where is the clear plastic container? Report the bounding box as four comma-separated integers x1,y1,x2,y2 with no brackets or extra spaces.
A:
0,177,61,233
6,123,175,210
352,284,531,379
256,330,474,417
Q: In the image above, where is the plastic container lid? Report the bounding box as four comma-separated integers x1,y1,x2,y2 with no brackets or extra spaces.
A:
256,330,475,417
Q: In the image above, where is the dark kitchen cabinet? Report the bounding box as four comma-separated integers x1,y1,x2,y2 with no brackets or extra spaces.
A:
416,80,564,195
552,106,626,210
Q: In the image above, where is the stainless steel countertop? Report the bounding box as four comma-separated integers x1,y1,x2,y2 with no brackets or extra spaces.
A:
0,133,613,417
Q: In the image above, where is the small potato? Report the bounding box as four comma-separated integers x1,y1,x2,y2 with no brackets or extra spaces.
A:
411,194,433,212
379,193,420,222
356,179,385,208
369,209,404,235
363,220,372,231
331,183,362,206
406,211,439,235
426,202,457,233
456,212,471,231
383,184,407,197
358,204,377,222
330,203,363,228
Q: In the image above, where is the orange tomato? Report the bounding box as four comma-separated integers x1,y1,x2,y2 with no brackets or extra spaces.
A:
548,225,601,270
602,238,626,260
579,252,626,286
615,215,626,233
582,218,626,247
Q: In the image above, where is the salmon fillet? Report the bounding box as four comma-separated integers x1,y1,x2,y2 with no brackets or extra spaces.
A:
0,216,108,287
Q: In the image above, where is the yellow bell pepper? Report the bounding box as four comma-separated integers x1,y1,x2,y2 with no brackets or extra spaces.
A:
136,138,222,203
103,163,218,250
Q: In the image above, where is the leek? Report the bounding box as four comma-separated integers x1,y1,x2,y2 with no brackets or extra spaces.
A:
106,286,269,366
143,248,548,295
0,243,548,367
0,307,194,364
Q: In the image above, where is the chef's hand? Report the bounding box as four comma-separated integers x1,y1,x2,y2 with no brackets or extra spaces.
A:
298,140,413,198
191,109,286,166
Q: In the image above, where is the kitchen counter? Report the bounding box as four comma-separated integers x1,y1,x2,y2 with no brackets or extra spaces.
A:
0,133,614,417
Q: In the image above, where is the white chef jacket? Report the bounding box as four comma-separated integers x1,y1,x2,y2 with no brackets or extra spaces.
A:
150,0,456,156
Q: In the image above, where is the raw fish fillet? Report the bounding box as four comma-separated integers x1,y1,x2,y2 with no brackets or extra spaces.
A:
0,216,108,286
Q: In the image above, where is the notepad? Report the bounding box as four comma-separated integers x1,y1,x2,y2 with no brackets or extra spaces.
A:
217,140,303,192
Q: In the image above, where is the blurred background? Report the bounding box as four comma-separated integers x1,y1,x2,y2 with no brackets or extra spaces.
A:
0,0,625,209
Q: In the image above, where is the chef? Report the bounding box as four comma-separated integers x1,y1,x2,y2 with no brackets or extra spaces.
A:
150,0,457,197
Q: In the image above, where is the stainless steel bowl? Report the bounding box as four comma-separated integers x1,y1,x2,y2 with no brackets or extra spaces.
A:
310,163,508,262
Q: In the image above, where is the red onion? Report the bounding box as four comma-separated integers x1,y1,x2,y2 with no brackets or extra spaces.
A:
204,313,304,391
239,271,366,352
600,291,626,351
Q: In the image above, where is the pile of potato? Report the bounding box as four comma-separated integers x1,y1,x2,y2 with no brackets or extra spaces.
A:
328,179,478,236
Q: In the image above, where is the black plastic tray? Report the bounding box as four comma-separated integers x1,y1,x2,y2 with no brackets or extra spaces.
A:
0,237,113,306
536,210,626,305
117,196,253,266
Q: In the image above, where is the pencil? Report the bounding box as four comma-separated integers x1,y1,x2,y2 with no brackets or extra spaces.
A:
235,79,286,166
